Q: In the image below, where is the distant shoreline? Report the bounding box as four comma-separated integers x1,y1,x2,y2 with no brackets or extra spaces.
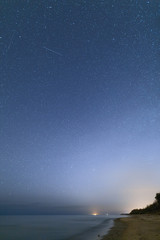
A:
102,215,160,240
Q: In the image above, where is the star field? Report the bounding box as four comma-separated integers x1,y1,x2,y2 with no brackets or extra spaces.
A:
0,0,160,214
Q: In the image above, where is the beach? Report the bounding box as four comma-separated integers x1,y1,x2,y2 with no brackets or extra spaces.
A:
102,215,160,240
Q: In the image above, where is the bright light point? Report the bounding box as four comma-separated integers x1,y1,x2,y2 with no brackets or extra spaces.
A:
92,212,98,216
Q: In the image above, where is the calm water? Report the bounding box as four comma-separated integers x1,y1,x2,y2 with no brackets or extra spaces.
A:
0,215,122,240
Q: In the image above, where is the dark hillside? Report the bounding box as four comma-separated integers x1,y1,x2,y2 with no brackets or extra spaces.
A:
130,193,160,215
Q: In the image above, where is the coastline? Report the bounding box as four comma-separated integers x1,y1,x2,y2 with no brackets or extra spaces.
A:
102,215,160,240
101,217,127,240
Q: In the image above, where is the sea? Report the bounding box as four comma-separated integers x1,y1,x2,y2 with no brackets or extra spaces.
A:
0,214,124,240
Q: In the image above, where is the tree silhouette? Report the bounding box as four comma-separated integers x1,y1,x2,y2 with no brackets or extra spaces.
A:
155,193,160,205
130,192,160,214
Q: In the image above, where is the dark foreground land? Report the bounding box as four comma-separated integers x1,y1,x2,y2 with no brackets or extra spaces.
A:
102,215,160,240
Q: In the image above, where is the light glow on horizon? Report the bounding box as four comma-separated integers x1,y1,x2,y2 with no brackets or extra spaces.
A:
92,212,98,216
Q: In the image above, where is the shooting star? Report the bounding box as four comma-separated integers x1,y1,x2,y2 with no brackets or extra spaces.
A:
43,46,62,56
7,30,17,51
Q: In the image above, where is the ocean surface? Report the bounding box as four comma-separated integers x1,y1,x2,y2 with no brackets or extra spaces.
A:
0,215,123,240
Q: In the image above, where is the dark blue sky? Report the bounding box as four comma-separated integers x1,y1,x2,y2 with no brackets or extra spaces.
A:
1,0,160,214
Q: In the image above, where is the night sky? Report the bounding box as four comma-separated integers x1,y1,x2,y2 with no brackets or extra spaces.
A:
1,0,160,215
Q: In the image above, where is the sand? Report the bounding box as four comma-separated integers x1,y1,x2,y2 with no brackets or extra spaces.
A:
102,215,160,240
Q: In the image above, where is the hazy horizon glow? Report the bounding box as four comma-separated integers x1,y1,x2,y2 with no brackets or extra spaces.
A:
1,0,160,215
